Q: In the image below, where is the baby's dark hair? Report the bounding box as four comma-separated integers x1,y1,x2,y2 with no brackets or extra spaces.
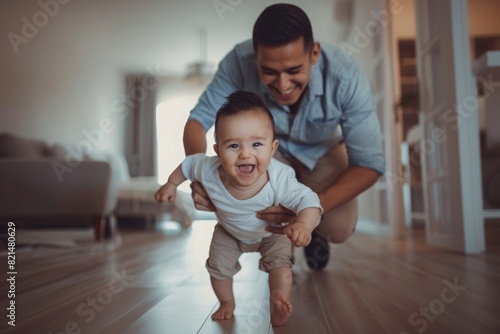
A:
253,3,314,53
214,91,275,143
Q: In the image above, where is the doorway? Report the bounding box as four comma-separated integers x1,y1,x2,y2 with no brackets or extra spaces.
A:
392,0,500,233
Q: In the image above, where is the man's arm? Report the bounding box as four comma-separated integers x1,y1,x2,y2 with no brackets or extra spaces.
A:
183,119,207,155
259,166,379,224
182,119,216,211
318,165,379,213
183,43,246,156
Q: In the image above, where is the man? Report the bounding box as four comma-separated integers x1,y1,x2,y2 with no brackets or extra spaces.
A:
183,3,385,270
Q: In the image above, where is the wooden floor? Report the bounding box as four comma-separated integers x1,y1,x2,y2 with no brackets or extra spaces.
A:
1,220,500,334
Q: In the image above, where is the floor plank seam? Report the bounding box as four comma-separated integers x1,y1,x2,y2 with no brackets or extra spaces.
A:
196,302,219,333
312,273,334,334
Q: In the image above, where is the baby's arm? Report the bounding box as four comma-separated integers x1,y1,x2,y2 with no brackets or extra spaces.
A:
154,164,187,203
286,207,321,247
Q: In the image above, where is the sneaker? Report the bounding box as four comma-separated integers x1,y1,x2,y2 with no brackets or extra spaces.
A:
304,230,330,270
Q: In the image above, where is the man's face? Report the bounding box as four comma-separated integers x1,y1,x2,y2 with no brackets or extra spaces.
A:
255,37,320,106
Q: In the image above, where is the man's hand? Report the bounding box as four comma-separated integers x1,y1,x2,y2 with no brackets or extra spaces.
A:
260,205,319,247
262,218,312,247
257,205,297,226
190,181,216,212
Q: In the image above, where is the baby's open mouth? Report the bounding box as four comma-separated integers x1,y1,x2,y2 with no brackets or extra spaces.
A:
238,164,255,173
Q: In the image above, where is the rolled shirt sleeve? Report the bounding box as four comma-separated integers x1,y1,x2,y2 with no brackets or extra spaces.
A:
338,63,385,175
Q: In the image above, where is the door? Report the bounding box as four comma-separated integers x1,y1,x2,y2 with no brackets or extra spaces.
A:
371,0,406,238
414,0,485,253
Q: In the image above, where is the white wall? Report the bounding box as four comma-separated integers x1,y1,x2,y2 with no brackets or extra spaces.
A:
329,0,388,225
392,0,500,40
468,0,500,37
391,0,416,40
1,0,393,224
0,0,339,152
391,0,500,132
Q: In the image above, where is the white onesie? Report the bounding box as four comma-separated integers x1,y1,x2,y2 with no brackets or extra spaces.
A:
181,153,322,244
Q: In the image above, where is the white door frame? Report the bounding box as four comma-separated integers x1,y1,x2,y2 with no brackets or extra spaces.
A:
414,0,485,254
371,0,406,239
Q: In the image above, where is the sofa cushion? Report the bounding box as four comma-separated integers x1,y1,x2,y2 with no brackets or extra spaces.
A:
46,144,68,159
0,133,49,158
0,133,69,159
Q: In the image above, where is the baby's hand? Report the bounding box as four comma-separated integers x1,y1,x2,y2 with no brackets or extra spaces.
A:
286,222,313,247
154,182,176,203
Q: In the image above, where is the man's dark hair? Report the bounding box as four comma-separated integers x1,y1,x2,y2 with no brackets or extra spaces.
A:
214,91,275,143
252,3,314,53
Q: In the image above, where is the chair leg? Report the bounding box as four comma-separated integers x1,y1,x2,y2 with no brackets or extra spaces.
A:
145,215,155,231
104,215,116,239
93,216,105,241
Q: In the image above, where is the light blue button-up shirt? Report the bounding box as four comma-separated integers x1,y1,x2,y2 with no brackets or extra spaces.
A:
189,39,385,174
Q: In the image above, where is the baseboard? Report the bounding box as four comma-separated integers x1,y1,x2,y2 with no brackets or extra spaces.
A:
356,218,379,235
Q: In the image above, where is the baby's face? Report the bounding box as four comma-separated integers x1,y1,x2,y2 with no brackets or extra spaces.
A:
214,109,278,189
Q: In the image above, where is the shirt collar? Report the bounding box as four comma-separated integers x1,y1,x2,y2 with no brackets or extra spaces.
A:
307,62,324,100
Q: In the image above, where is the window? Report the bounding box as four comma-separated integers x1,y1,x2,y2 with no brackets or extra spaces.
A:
156,93,215,190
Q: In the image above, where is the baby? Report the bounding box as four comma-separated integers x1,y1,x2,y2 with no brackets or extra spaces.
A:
155,90,322,326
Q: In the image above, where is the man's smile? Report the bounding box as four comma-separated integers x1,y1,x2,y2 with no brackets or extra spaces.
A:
272,85,298,100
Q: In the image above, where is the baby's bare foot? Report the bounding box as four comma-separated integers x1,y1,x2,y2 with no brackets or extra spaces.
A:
270,292,293,326
211,300,235,321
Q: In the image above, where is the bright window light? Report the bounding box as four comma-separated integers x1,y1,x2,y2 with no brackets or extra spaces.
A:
156,93,216,192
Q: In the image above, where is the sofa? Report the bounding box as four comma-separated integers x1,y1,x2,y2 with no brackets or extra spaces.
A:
0,133,114,240
0,133,197,241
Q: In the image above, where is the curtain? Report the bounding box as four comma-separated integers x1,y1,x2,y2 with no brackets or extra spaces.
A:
125,75,158,177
